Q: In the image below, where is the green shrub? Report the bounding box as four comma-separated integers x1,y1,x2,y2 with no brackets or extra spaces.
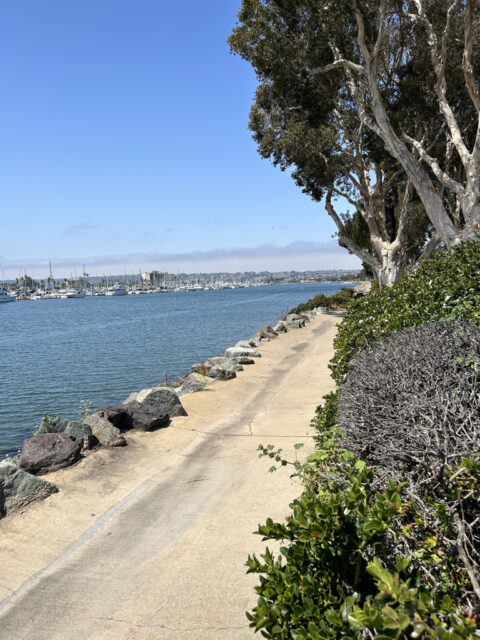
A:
330,243,480,384
290,287,355,315
247,243,480,637
247,411,479,638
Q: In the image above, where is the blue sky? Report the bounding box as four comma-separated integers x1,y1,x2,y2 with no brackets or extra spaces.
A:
0,0,360,278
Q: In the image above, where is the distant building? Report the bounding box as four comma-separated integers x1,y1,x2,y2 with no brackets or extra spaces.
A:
141,271,168,285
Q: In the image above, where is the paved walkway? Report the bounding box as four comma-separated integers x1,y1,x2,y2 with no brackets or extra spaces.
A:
0,314,339,639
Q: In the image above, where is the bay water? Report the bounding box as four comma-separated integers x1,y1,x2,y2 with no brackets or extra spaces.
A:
0,283,349,457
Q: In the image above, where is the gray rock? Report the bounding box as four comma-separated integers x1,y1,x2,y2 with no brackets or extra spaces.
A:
207,357,243,372
273,321,288,333
123,401,169,431
235,356,255,365
177,373,209,397
18,433,82,475
285,313,305,322
284,319,305,329
123,390,140,405
123,385,187,418
224,346,261,359
253,325,278,341
234,340,258,349
0,458,58,518
204,356,227,368
36,415,93,449
207,366,236,380
84,411,127,447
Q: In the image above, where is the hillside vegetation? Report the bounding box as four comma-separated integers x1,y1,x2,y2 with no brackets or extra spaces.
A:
247,244,480,639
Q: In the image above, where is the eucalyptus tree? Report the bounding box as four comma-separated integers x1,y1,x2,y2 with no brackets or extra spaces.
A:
249,81,434,285
230,0,480,251
231,1,434,285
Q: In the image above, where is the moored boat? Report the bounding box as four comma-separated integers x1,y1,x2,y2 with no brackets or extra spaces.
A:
105,286,128,296
0,288,15,303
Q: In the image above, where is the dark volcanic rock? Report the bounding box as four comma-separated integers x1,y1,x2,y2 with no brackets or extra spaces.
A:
95,406,132,431
18,433,82,475
123,386,187,417
123,401,169,431
0,458,58,518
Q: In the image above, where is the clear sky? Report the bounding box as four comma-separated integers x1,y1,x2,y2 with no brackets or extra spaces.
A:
0,0,360,278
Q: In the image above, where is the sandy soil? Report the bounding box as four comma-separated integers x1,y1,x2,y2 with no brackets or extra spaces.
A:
0,312,341,639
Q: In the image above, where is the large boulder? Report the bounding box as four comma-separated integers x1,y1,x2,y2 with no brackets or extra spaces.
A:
36,415,93,449
224,346,261,359
95,406,132,431
84,411,127,447
123,385,187,417
284,313,308,327
204,357,227,368
207,366,236,380
284,319,305,330
205,357,243,373
123,401,169,431
273,321,288,333
18,433,82,475
0,458,58,518
177,373,209,397
234,339,259,349
235,356,255,365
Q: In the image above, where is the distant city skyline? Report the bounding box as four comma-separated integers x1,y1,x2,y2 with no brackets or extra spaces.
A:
0,1,358,277
0,240,360,280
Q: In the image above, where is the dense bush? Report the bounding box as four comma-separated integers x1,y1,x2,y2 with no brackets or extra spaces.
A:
337,320,480,489
290,287,355,315
247,406,480,638
247,243,480,637
330,242,480,384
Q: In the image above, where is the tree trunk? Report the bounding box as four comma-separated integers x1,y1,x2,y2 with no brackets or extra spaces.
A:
353,9,461,248
377,245,402,287
461,172,480,240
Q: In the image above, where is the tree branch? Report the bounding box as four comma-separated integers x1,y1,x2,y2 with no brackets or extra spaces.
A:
325,190,380,272
390,180,413,254
402,132,464,195
463,0,480,113
419,233,442,261
453,510,480,602
311,59,365,76
410,0,470,165
372,0,387,65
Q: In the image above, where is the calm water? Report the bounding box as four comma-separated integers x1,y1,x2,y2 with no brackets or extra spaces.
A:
0,283,349,456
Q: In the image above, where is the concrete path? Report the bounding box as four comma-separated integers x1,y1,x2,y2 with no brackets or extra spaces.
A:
0,314,340,639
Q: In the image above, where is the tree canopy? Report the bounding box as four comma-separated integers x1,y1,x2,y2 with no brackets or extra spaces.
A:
230,0,480,284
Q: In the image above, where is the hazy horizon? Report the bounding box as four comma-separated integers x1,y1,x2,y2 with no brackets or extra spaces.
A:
0,1,358,279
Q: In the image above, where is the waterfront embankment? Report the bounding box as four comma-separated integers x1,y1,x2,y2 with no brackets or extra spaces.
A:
0,282,351,457
0,311,341,640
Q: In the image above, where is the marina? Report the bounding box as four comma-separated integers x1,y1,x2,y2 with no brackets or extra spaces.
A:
0,282,351,457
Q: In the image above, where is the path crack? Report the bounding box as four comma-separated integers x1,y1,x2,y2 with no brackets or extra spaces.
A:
89,615,248,632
